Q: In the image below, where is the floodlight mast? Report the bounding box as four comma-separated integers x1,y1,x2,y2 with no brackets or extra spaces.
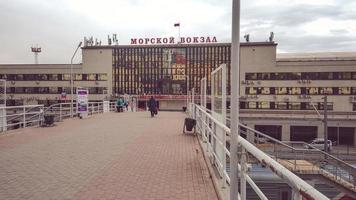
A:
31,45,41,64
70,42,83,117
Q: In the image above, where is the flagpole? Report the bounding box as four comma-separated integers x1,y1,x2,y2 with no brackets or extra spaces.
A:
178,25,181,44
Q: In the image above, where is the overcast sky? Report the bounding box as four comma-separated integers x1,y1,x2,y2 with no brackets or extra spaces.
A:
0,0,356,64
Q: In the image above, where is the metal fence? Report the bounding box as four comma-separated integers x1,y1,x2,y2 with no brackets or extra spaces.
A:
189,103,330,200
0,101,120,132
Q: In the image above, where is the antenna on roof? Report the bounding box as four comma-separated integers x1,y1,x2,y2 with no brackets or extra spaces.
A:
108,35,112,45
269,32,274,42
244,34,250,42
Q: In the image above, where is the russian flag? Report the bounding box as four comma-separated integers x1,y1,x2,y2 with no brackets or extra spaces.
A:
174,23,180,27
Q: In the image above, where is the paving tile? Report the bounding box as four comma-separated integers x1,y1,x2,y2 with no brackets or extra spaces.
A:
0,112,218,200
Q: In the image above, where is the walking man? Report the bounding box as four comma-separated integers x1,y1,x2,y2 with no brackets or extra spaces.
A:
148,96,157,117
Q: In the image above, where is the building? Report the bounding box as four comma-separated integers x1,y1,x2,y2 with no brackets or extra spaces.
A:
1,41,356,146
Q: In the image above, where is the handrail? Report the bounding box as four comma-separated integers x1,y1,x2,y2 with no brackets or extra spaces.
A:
192,103,329,200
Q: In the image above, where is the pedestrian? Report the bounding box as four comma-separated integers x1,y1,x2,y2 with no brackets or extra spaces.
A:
148,96,157,117
116,97,124,112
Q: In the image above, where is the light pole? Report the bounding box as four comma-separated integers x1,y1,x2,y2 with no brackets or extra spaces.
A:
230,0,241,199
323,96,328,152
310,96,328,152
70,42,82,117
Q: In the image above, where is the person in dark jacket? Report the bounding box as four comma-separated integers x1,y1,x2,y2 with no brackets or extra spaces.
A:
148,96,157,117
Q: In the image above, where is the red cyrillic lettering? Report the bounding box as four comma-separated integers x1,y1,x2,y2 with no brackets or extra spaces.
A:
131,39,137,44
180,37,185,43
193,37,198,43
212,36,217,42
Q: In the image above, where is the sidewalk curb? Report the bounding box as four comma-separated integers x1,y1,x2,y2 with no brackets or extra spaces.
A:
196,135,226,200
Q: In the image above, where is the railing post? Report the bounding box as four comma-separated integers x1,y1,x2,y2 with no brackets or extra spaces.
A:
292,189,302,200
59,103,62,122
38,107,41,127
222,129,227,188
23,107,26,128
240,147,247,200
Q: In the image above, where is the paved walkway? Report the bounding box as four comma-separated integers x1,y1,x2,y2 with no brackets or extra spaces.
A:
0,112,217,200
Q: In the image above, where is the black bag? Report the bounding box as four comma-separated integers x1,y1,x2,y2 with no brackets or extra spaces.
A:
154,108,158,115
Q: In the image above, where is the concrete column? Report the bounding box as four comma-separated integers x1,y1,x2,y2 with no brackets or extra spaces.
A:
281,124,290,141
317,124,324,139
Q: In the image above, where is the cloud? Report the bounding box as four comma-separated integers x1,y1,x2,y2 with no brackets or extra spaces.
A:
0,0,355,64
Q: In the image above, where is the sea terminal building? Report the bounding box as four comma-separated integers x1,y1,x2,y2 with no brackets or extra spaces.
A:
1,41,356,146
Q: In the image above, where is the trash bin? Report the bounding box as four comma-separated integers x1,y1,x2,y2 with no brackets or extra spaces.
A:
12,120,20,129
43,115,55,126
184,118,196,132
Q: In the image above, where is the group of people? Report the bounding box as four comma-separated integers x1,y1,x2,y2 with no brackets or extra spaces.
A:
116,97,128,112
116,96,157,117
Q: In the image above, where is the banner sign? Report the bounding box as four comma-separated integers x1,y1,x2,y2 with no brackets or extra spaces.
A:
131,36,217,45
77,88,88,113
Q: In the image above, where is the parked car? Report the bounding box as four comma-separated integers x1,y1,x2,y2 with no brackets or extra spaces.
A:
304,138,332,152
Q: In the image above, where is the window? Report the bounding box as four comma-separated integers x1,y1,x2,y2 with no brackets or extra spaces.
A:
340,72,351,80
48,74,58,81
245,73,257,80
14,74,24,81
276,102,288,110
63,74,71,81
339,87,351,95
289,103,301,110
15,87,24,93
276,87,288,95
82,74,88,81
319,87,333,95
24,74,36,81
24,87,35,93
247,102,257,109
38,74,48,80
88,74,96,81
289,72,301,80
75,74,82,81
307,87,318,95
290,87,301,95
49,87,58,94
319,72,333,80
246,87,257,95
259,101,270,109
352,87,356,95
261,87,270,94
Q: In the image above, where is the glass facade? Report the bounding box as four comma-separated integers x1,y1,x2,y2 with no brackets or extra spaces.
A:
112,45,231,95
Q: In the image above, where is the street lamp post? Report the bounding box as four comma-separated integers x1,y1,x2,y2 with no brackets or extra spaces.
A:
323,96,328,152
230,0,241,199
70,42,82,117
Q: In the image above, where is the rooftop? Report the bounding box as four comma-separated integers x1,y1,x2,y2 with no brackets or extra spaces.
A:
82,41,277,49
277,52,356,62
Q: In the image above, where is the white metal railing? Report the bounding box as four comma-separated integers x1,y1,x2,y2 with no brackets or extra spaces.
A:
0,101,122,132
0,104,44,131
190,103,329,200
